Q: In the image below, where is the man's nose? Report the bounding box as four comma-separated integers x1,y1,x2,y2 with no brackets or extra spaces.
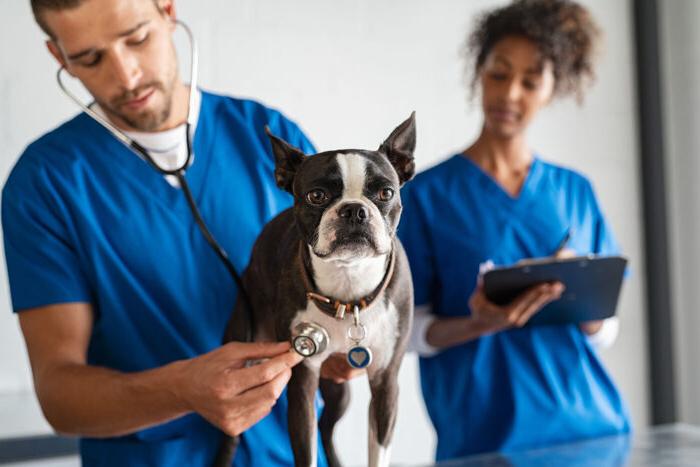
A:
109,51,142,91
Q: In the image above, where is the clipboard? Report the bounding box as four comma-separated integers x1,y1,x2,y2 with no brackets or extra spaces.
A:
482,255,628,326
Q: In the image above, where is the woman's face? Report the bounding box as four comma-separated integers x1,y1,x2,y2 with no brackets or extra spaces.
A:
479,35,555,139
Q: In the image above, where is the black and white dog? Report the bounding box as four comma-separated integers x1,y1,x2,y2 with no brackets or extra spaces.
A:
217,114,416,467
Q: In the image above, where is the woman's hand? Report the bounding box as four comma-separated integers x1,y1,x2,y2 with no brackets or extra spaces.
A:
320,353,365,383
555,248,577,259
553,249,605,336
468,281,565,333
579,320,604,335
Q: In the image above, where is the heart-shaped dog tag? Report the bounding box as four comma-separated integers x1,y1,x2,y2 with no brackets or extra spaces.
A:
347,346,373,369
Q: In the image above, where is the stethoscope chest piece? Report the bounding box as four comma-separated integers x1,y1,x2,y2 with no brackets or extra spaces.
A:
292,322,330,357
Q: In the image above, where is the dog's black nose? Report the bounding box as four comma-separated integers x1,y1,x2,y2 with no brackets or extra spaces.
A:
338,203,369,224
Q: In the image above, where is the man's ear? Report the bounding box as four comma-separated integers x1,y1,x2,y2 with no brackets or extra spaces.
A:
46,40,70,74
266,127,305,194
378,112,416,185
156,0,177,22
153,0,177,31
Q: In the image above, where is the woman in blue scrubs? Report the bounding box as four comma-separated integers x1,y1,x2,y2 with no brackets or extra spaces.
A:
398,0,631,460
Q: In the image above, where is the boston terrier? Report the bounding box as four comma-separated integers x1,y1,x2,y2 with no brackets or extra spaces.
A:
214,113,416,467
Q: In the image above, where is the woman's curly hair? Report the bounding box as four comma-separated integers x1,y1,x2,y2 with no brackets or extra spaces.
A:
466,0,602,101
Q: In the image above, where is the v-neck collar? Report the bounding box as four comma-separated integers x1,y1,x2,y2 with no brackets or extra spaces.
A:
453,153,543,207
79,91,214,209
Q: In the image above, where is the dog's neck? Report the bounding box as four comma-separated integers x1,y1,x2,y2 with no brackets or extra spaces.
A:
308,246,390,302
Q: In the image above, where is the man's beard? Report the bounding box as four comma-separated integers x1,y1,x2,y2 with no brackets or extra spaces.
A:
102,79,174,132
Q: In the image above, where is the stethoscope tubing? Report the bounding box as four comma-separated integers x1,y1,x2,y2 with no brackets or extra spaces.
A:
55,19,254,341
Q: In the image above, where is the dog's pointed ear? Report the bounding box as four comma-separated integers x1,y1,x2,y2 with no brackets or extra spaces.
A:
378,112,416,185
266,126,305,194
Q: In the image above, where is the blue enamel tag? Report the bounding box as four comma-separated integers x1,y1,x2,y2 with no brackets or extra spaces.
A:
347,346,373,369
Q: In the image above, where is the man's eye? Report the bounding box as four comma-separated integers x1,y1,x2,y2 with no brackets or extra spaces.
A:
378,187,394,201
306,189,329,206
80,55,102,68
130,33,150,46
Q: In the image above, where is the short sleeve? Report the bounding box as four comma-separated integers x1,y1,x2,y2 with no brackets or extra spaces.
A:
2,157,91,311
264,108,317,156
397,183,437,307
280,118,316,156
580,178,624,347
585,180,621,256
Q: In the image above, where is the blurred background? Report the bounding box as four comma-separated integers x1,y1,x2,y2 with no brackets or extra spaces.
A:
0,0,697,465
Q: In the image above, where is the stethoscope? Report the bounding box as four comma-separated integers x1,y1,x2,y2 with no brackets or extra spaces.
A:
55,19,340,358
55,20,254,340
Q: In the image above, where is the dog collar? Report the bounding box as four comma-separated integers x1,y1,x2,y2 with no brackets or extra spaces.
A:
298,241,396,320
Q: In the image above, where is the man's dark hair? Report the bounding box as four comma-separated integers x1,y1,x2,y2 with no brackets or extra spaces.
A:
466,0,601,101
30,0,161,39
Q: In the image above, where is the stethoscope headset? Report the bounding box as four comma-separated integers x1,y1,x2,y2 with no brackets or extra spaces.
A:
56,20,254,340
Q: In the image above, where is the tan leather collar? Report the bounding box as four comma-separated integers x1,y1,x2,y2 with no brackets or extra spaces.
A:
298,241,396,320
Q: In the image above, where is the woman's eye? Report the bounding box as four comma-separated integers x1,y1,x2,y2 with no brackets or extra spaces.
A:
489,72,508,81
306,189,329,206
378,188,394,201
523,79,538,90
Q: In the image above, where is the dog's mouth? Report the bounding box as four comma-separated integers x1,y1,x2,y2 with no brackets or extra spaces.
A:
337,229,373,245
313,228,380,259
333,225,379,249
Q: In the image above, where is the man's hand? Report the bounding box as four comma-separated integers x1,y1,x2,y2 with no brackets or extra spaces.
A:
175,342,303,436
19,304,303,438
469,281,565,332
320,353,365,384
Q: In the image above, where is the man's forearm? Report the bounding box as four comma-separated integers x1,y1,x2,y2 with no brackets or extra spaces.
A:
36,359,190,437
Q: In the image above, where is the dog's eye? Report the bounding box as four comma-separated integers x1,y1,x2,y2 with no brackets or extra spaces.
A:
378,188,394,201
306,189,329,206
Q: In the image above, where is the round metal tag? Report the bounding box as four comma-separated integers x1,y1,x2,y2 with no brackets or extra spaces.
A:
346,345,373,369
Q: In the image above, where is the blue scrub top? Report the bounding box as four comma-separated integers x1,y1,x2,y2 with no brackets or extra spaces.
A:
2,91,327,467
398,154,631,460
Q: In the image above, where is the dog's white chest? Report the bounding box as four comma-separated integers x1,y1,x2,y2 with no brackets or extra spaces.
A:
291,300,398,372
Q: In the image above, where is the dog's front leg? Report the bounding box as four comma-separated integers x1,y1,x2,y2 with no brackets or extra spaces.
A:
367,363,400,467
288,362,321,467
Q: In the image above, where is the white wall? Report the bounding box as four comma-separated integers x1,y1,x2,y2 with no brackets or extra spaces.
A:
0,0,647,464
660,0,700,426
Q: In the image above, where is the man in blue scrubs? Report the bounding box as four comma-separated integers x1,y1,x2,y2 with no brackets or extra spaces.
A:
2,1,343,465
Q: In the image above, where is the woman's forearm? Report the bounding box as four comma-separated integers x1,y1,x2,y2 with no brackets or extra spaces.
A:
425,315,494,349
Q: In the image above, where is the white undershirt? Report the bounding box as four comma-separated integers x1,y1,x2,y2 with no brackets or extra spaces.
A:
409,305,620,357
91,88,201,188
